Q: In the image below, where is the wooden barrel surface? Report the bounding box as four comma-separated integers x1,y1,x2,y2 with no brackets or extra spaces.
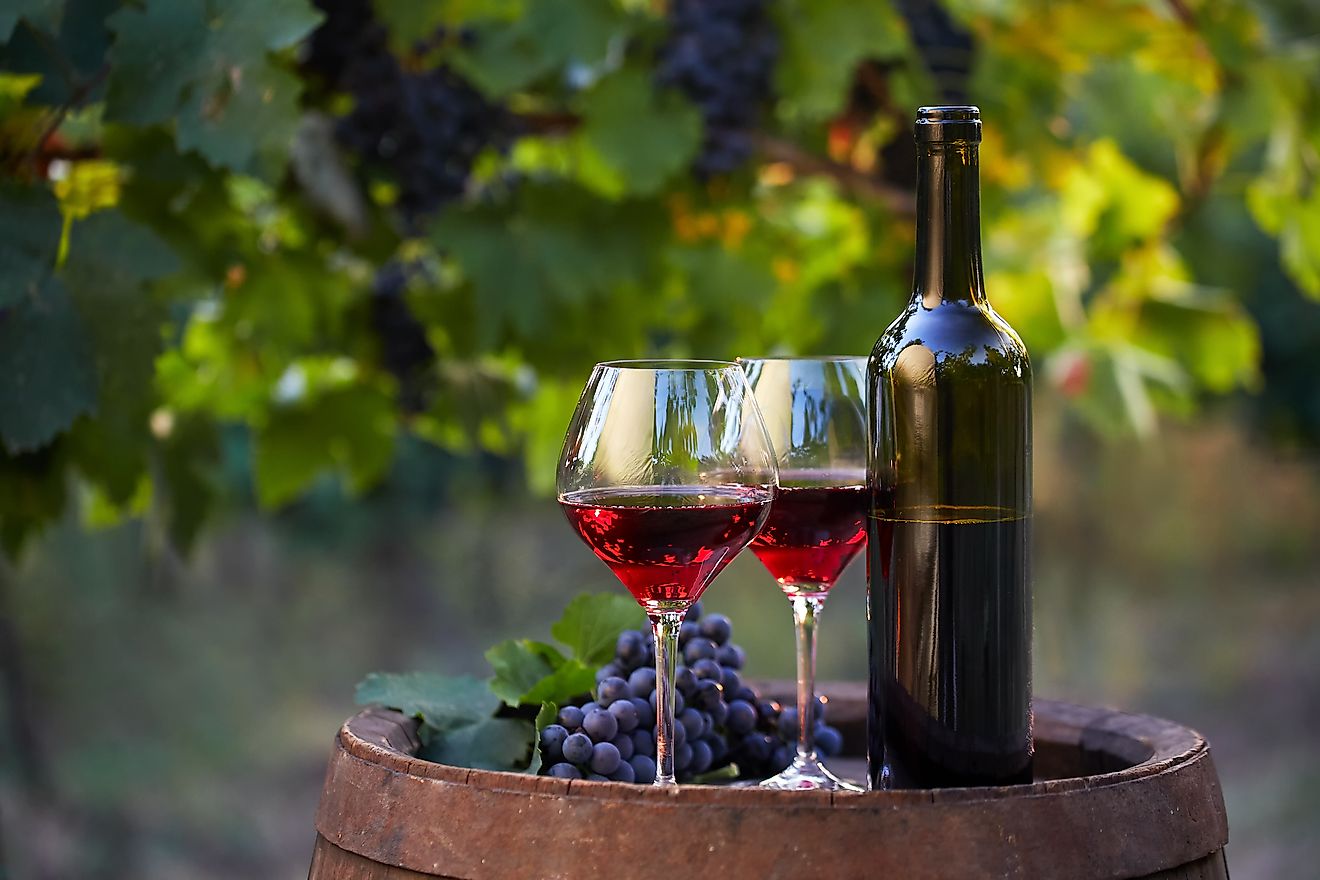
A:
308,683,1229,880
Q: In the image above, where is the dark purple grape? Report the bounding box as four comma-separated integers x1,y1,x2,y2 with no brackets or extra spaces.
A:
673,665,697,695
726,700,757,735
631,728,655,758
583,708,619,743
630,755,657,784
689,739,713,775
716,643,745,669
610,760,636,783
675,742,693,772
615,630,649,668
740,732,772,763
771,745,794,772
590,741,622,775
815,724,844,757
630,696,654,729
540,724,568,762
628,667,657,695
547,762,582,779
758,700,781,722
719,666,742,694
611,732,635,762
678,620,700,646
562,732,593,764
699,614,732,645
673,719,687,749
597,676,630,707
558,705,585,730
683,638,718,665
609,698,639,733
581,701,600,717
595,664,622,684
777,706,799,740
707,699,727,727
733,686,758,705
692,658,722,681
691,679,723,712
696,711,714,739
685,601,703,621
706,734,729,766
679,707,704,740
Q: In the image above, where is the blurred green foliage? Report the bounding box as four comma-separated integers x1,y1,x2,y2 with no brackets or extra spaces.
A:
0,0,1317,556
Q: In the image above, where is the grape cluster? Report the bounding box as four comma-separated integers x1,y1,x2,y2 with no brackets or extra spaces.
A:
370,263,435,413
655,0,779,178
303,1,514,227
539,603,844,783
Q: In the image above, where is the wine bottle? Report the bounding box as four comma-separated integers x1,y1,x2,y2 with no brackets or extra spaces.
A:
866,106,1033,789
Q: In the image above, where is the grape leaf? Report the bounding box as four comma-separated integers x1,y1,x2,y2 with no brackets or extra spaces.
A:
252,384,396,509
773,0,908,122
577,68,703,197
0,184,62,308
374,0,522,52
519,660,595,706
355,672,501,731
418,716,533,771
0,0,116,106
550,592,644,666
0,0,61,41
0,277,98,454
104,0,322,172
156,415,220,553
526,701,558,775
487,639,595,706
0,445,67,557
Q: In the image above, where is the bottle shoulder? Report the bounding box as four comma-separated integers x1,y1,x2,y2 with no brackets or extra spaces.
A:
869,299,1031,381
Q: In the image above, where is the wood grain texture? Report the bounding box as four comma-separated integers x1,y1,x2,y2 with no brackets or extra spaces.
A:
309,688,1229,880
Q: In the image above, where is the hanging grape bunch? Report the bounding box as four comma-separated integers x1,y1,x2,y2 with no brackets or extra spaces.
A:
538,604,844,783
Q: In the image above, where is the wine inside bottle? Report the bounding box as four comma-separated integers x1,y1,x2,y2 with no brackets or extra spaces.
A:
866,106,1033,789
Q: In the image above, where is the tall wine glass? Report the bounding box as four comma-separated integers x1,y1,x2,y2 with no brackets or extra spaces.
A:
558,360,778,786
740,356,868,791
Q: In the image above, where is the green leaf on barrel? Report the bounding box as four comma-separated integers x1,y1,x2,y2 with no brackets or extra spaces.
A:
419,716,534,772
526,701,558,775
550,592,644,667
355,672,500,731
486,639,593,707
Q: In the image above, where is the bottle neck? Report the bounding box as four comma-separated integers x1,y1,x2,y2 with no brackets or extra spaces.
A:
913,141,985,308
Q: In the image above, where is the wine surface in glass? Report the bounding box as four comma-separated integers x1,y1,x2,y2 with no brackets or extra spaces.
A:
750,470,867,593
560,485,773,608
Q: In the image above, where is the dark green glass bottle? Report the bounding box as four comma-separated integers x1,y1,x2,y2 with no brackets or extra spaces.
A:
866,106,1033,790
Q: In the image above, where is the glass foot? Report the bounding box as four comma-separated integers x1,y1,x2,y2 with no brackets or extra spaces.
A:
759,754,864,792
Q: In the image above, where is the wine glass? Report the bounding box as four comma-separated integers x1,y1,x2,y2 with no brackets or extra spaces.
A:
558,360,778,786
740,356,868,791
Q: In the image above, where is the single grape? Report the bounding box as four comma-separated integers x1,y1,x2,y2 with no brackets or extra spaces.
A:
586,773,610,781
595,663,621,684
707,699,727,727
558,705,585,730
630,755,657,784
628,666,657,695
699,613,732,645
631,728,655,757
610,760,636,783
758,700,781,723
739,732,772,763
679,620,700,646
679,707,704,740
675,742,693,772
630,696,655,729
771,745,794,772
689,739,713,775
685,601,703,621
540,724,568,762
719,666,742,694
547,762,582,780
778,706,799,740
705,734,728,766
597,676,630,707
583,708,619,743
683,638,718,665
691,679,723,712
590,741,622,775
611,732,636,761
609,698,639,733
562,732,593,765
726,700,757,735
615,630,648,669
697,711,714,739
733,686,758,705
673,719,688,749
716,643,746,669
674,665,697,695
692,658,722,681
581,701,601,717
815,724,844,757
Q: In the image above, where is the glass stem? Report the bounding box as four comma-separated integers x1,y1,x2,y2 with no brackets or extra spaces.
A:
649,610,683,786
792,594,826,762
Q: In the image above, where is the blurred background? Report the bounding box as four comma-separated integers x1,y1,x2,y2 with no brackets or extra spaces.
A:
1,0,1318,877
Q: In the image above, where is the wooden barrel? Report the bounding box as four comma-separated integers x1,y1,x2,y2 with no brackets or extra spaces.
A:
308,683,1228,879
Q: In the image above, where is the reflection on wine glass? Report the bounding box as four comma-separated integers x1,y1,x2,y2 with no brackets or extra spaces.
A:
558,360,778,786
740,356,868,792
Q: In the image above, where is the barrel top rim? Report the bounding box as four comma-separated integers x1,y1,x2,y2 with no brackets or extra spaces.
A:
337,694,1210,807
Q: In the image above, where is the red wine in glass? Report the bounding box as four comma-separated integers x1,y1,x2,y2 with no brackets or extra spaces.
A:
751,470,867,595
560,485,773,608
